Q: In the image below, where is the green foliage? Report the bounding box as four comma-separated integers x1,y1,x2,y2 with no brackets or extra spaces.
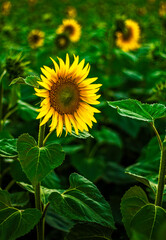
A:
49,173,115,229
0,189,41,240
126,137,162,193
17,133,65,185
108,99,166,122
65,223,113,240
0,139,17,158
10,75,40,88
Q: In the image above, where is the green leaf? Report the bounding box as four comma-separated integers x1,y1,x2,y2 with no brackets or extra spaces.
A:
131,204,166,240
121,186,149,237
17,133,65,185
0,139,17,158
0,189,41,240
107,99,166,122
123,69,143,81
10,75,40,88
125,136,162,193
17,100,38,121
0,203,41,240
65,223,113,240
93,127,122,148
49,173,115,229
46,205,74,232
71,153,105,182
10,192,29,207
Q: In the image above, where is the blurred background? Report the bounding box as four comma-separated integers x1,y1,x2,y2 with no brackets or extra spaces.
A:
0,0,166,239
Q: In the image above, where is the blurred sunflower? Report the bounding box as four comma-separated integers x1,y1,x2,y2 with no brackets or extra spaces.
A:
35,54,101,137
1,1,11,16
28,29,45,49
56,19,81,42
159,2,166,17
115,19,141,52
55,34,69,49
66,6,77,18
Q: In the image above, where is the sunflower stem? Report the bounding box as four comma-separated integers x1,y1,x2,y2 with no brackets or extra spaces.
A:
35,120,46,240
150,122,166,207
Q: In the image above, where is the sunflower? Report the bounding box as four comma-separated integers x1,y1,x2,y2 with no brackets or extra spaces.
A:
56,19,81,42
159,2,166,17
35,54,101,137
28,29,45,49
55,34,69,49
66,6,77,18
115,19,141,52
1,1,11,16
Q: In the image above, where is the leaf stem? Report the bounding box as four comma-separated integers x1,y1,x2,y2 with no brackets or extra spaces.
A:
150,122,166,207
150,122,162,151
43,131,52,146
35,120,46,240
155,138,166,206
0,70,6,131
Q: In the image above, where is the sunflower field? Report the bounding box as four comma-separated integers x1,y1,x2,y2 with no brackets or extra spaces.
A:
0,0,166,239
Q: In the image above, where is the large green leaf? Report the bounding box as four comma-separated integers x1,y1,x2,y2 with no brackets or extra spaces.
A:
65,223,113,240
0,203,41,240
49,173,115,229
125,137,162,193
107,99,166,122
17,133,65,185
121,186,149,237
0,189,41,240
0,139,17,158
131,204,166,240
10,75,40,88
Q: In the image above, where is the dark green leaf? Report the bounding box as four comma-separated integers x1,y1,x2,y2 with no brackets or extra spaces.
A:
17,100,38,121
0,139,17,158
125,136,162,193
65,223,113,240
49,173,115,229
17,133,65,185
10,192,29,207
108,99,166,122
131,204,166,240
46,205,74,232
121,186,149,237
10,75,40,88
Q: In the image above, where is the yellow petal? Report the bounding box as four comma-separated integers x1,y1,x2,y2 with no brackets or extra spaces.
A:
50,111,58,132
64,114,72,135
40,107,54,126
68,114,79,135
37,81,51,90
56,114,63,137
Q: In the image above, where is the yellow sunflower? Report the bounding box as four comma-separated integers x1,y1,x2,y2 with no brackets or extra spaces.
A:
66,6,77,18
56,19,81,42
1,1,11,16
116,19,141,52
159,2,166,17
35,54,101,137
28,29,45,49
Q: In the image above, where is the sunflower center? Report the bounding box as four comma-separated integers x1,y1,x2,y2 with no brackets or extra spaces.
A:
49,81,80,114
122,26,132,41
31,34,40,43
65,25,75,35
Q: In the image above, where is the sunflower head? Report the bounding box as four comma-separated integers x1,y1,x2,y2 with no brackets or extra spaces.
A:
1,1,11,16
115,19,141,52
35,54,101,137
28,29,45,49
56,19,81,42
66,6,77,18
55,34,69,49
159,2,166,17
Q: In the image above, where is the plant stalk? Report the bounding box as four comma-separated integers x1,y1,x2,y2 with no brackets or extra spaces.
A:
35,120,46,240
155,139,166,206
150,122,166,207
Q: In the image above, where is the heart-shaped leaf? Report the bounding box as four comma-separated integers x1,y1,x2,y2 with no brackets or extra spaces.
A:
17,133,65,185
108,99,166,122
49,173,115,229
